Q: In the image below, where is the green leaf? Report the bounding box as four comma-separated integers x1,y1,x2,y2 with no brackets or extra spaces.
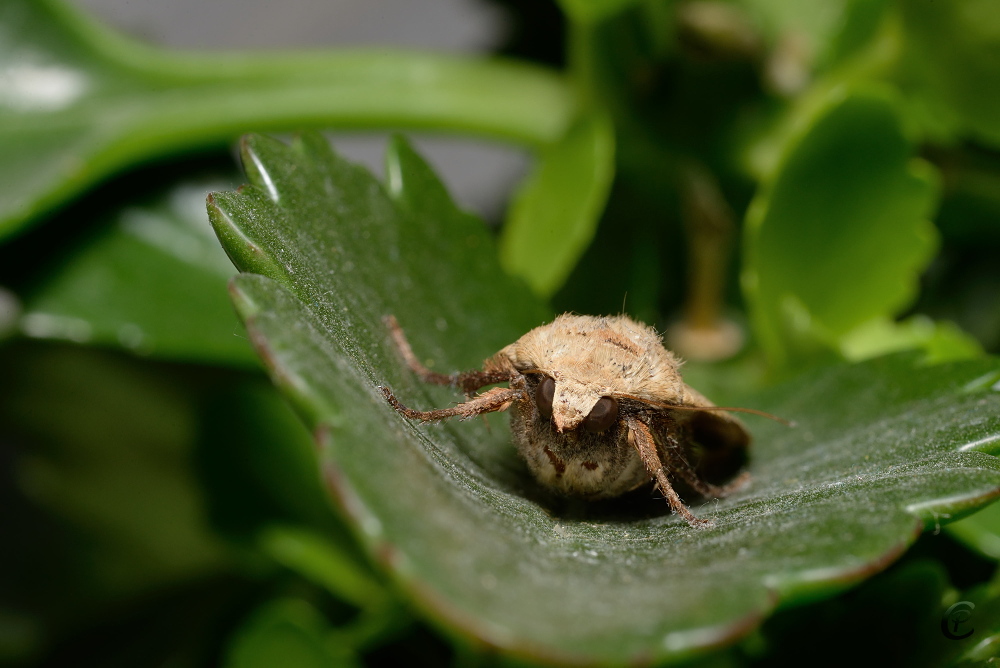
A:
896,0,1000,146
0,0,571,241
754,553,1000,666
931,568,1000,665
0,286,18,342
747,558,952,665
192,383,403,643
18,177,258,366
224,599,359,668
257,525,386,611
743,89,940,369
197,384,326,529
838,315,983,364
212,132,1000,664
499,111,615,297
0,343,231,599
824,0,891,69
722,0,889,80
948,500,1000,561
948,381,1000,557
732,0,850,52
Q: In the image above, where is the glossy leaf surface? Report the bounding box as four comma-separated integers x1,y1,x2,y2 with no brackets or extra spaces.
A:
210,132,1000,664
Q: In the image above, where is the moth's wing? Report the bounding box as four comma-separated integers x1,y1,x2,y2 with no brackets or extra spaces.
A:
672,384,751,484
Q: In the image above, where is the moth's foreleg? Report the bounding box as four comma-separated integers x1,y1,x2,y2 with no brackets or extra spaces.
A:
381,385,522,422
384,315,515,394
625,416,711,527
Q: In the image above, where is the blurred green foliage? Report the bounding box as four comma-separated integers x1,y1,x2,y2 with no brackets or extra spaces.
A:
1,0,1000,666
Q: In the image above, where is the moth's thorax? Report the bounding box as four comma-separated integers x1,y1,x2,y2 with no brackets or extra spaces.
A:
498,314,689,412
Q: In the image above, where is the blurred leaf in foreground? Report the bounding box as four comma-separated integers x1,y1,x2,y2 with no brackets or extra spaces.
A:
19,177,256,367
0,343,231,605
499,111,615,298
224,598,359,668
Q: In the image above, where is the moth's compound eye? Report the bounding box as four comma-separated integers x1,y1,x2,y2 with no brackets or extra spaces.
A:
583,397,618,433
535,376,555,420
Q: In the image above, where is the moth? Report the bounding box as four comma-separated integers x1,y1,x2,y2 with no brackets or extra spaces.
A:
380,313,774,527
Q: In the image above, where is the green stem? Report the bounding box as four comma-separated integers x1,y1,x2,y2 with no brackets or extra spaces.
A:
132,54,572,145
566,20,601,108
48,0,573,145
3,1,575,240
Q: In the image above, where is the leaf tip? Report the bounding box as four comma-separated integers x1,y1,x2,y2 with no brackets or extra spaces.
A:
239,134,284,203
383,135,409,200
383,134,448,207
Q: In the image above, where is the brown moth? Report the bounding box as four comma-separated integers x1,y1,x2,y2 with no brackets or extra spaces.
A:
380,313,770,527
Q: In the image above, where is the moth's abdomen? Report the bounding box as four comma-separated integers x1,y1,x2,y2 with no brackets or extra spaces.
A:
525,445,647,499
509,406,648,499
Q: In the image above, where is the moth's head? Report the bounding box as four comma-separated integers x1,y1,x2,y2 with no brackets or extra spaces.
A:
531,373,619,434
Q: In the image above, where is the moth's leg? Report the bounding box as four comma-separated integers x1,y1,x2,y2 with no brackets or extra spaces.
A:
383,314,453,385
625,415,710,527
384,315,515,394
381,385,523,422
649,411,750,499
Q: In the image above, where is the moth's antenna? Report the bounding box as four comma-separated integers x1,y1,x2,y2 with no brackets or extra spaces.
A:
669,403,795,427
620,394,794,426
620,292,628,316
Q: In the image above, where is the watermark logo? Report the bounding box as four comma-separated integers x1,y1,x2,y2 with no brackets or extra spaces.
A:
941,601,975,640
